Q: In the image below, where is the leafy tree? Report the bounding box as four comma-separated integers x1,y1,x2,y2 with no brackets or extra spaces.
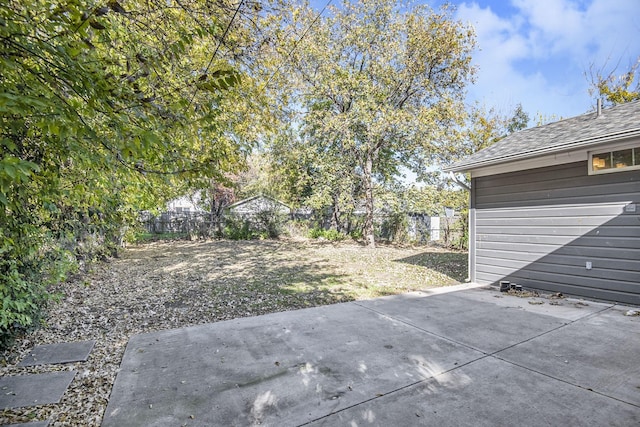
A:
272,0,476,246
506,103,530,134
400,184,466,215
413,102,529,249
0,0,265,346
534,112,563,127
235,151,282,200
268,126,363,232
199,180,237,237
266,130,316,208
438,102,529,190
588,57,640,106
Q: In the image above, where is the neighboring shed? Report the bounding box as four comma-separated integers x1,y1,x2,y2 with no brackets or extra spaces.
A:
445,100,640,305
226,195,291,218
166,192,204,213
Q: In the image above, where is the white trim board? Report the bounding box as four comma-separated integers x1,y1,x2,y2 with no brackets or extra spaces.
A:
469,150,587,178
469,136,640,178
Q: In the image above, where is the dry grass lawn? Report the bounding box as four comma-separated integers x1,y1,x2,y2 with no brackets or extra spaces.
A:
1,239,467,426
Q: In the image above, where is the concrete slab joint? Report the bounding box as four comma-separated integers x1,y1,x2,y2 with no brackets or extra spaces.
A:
102,288,640,426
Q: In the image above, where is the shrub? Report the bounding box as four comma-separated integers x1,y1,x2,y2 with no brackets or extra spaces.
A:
378,212,408,243
286,219,310,238
0,260,44,349
223,217,254,240
349,228,363,240
0,230,70,350
222,210,287,240
308,227,323,239
308,228,346,241
252,210,287,239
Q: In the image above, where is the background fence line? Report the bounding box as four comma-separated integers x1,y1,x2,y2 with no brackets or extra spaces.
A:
140,210,465,247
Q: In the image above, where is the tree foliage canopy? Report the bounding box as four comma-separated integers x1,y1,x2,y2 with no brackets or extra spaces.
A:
434,102,529,190
588,57,640,106
0,0,267,345
268,0,476,246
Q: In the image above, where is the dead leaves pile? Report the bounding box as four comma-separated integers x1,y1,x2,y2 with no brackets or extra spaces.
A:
0,239,465,426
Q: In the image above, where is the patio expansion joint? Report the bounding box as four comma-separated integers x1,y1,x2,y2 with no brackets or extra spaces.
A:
296,352,494,427
352,301,489,355
491,354,640,409
486,303,615,358
292,302,498,427
487,304,640,409
339,302,640,418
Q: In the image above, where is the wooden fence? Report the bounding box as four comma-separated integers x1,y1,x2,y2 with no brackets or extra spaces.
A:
141,210,466,247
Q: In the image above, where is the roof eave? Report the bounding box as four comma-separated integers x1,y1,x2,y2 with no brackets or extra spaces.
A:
443,127,640,173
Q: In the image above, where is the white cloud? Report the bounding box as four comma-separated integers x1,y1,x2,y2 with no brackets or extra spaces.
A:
455,0,640,121
514,0,639,62
583,0,640,67
512,0,585,54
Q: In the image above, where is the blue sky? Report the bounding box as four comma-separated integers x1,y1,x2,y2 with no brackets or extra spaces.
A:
311,0,640,124
448,0,640,123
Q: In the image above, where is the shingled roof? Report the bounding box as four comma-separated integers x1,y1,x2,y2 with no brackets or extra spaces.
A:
445,100,640,173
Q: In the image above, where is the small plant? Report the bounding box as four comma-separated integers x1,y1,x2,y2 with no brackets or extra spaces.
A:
252,210,286,239
286,219,311,238
309,228,346,241
0,237,67,350
308,227,324,239
223,217,254,240
349,229,363,240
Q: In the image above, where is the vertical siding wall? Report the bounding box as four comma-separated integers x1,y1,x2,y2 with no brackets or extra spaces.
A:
473,161,640,305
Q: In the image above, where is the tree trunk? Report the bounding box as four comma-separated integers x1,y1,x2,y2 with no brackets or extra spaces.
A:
331,194,341,232
363,152,375,248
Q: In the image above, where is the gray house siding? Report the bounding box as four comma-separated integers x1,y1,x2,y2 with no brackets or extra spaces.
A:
472,161,640,305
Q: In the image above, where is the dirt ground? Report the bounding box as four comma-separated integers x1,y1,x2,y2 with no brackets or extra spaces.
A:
0,239,467,426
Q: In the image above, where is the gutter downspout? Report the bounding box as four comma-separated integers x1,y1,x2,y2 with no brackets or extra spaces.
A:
447,172,473,282
468,177,476,283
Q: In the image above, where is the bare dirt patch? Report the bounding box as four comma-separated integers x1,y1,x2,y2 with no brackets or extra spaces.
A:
1,239,466,426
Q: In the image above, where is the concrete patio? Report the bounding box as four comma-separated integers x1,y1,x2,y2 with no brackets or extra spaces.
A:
102,284,640,426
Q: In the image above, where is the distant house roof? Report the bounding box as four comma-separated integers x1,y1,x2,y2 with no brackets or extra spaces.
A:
166,192,204,213
445,100,640,173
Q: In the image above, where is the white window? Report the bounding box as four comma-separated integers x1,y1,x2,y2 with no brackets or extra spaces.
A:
589,144,640,174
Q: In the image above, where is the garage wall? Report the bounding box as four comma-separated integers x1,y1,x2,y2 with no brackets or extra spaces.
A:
472,161,640,305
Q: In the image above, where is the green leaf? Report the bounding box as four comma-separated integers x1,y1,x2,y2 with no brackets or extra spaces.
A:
1,138,17,151
3,164,16,179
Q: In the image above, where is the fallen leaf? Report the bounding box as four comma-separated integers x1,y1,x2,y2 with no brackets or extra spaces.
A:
0,239,469,426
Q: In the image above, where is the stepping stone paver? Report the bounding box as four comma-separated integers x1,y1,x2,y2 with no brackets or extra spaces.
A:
0,371,76,409
2,422,50,427
18,340,95,367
